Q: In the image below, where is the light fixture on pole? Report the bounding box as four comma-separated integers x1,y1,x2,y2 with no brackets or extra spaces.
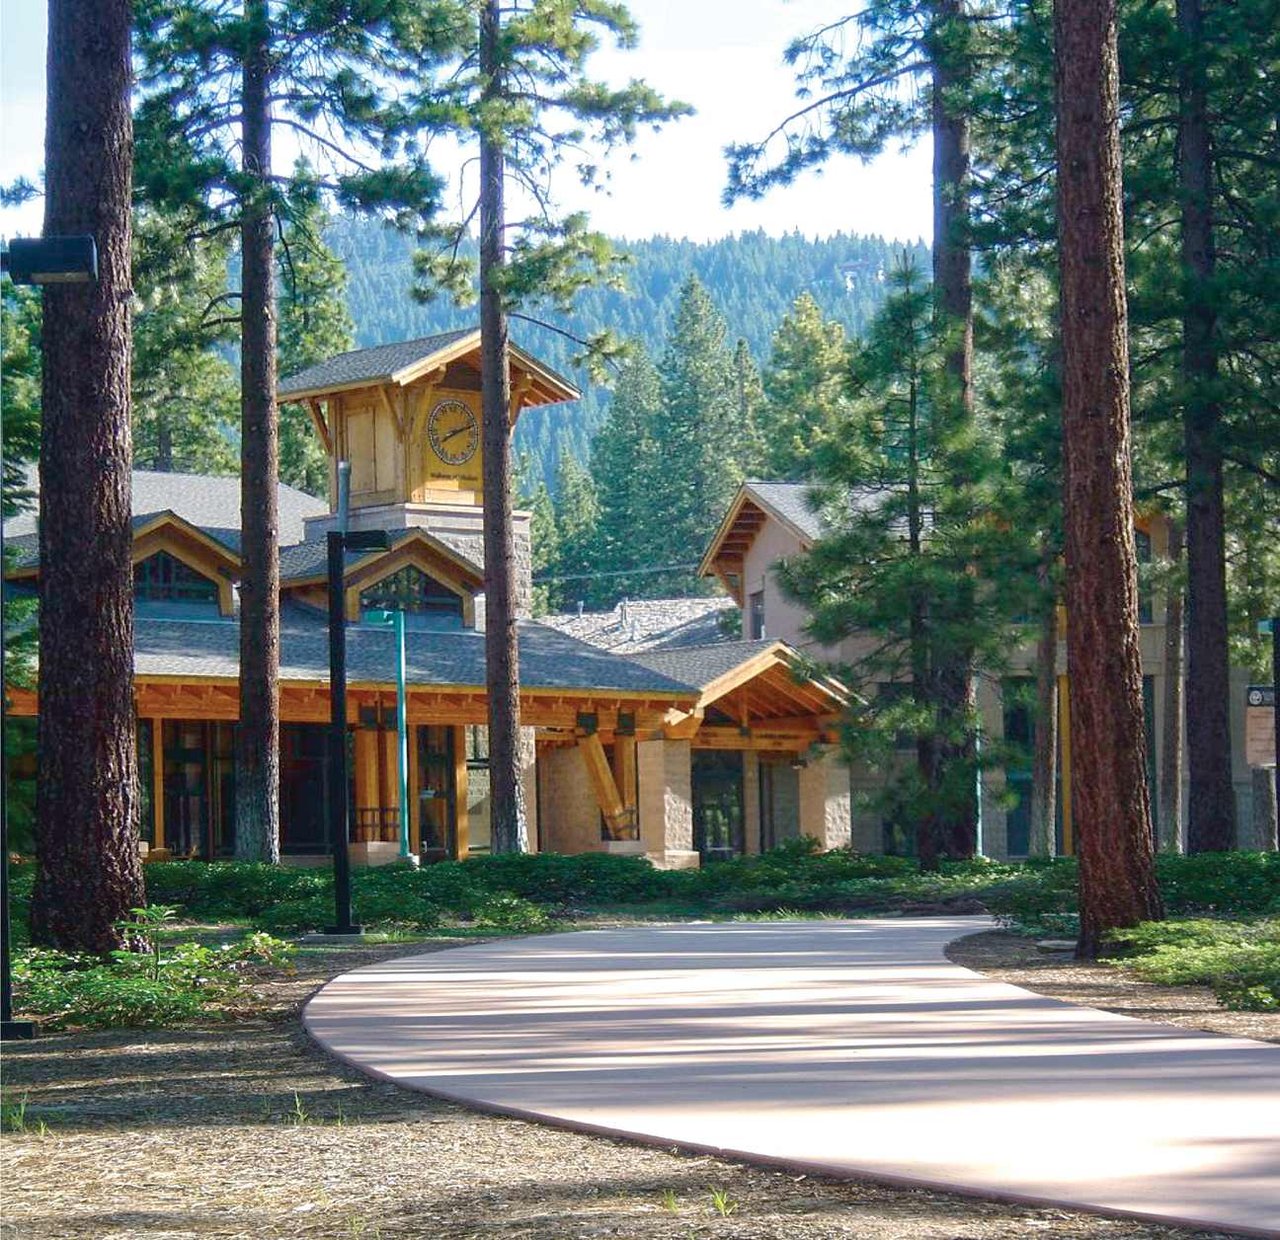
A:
325,525,390,936
367,609,413,864
1,235,99,1043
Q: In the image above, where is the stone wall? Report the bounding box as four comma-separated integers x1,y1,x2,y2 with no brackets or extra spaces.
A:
537,744,601,854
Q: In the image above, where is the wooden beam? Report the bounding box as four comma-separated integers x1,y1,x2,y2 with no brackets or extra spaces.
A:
307,398,333,454
454,725,469,860
577,733,631,837
150,718,166,851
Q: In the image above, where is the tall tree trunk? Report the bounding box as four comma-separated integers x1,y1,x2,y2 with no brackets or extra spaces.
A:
929,0,978,859
234,0,281,863
906,369,939,871
479,0,527,853
1054,0,1163,957
1178,0,1235,852
156,417,173,472
1158,520,1185,851
31,0,145,951
1029,549,1059,857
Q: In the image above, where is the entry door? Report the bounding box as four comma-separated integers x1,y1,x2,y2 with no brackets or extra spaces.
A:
692,750,745,863
417,725,458,858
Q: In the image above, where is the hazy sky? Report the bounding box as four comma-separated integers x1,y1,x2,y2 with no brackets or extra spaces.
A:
0,0,931,244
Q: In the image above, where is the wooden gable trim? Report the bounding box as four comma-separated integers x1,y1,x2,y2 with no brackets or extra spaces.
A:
697,482,819,600
341,537,480,626
132,516,239,617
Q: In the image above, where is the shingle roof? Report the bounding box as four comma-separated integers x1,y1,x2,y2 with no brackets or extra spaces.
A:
626,640,778,691
744,481,824,541
278,529,485,583
5,469,328,551
541,597,737,653
278,329,474,398
132,606,696,696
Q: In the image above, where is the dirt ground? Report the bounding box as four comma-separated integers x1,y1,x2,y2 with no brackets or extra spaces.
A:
0,931,1267,1240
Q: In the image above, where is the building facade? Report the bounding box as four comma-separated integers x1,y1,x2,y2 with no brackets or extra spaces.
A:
6,334,851,867
699,479,1264,858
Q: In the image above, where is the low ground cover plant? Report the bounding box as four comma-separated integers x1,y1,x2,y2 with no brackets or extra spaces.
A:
11,906,294,1031
1103,917,1280,1012
7,846,1276,1026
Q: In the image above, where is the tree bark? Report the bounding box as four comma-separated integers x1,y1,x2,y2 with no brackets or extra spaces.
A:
1054,0,1163,957
1178,0,1236,852
1158,520,1185,851
1029,550,1059,857
31,0,146,951
1251,766,1277,852
479,0,527,853
234,0,281,863
929,0,978,859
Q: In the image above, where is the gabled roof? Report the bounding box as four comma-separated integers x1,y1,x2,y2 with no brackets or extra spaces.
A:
279,527,484,589
4,468,328,551
540,596,737,653
277,328,580,408
698,481,822,602
130,605,696,698
629,639,849,726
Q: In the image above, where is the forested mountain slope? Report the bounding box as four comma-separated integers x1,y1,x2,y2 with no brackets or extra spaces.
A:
330,217,927,486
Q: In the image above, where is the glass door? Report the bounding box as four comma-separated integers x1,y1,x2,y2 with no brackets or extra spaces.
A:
417,725,457,859
692,749,745,863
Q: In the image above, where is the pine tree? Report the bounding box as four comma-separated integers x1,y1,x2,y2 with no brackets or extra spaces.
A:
134,0,455,861
132,209,238,475
782,261,1026,869
1054,0,1163,956
760,293,851,480
277,186,357,496
410,0,687,853
550,451,601,613
31,0,146,951
648,277,751,593
590,348,663,602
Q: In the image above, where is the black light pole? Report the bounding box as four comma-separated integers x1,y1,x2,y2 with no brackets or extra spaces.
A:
324,525,388,935
1,235,98,1042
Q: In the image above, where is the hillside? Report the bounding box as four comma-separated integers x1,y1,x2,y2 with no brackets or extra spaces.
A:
330,217,928,487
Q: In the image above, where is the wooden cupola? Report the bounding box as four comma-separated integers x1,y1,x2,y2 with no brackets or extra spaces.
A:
277,329,579,514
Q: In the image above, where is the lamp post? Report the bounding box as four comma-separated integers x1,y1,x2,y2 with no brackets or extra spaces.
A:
1,235,98,1042
1261,618,1279,827
325,526,390,936
367,608,412,863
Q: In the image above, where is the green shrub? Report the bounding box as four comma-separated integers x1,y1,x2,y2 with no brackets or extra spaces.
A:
1155,852,1280,916
468,893,553,932
1104,917,1280,1011
144,861,324,919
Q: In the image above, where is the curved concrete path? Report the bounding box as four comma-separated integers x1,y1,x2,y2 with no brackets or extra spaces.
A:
305,918,1280,1237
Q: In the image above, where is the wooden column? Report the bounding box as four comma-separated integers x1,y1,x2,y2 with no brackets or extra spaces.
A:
408,724,421,854
453,725,469,859
1058,675,1073,856
612,735,639,838
151,719,166,851
380,727,399,841
353,728,380,840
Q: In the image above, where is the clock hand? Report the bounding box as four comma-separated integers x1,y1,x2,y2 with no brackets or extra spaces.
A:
441,424,473,444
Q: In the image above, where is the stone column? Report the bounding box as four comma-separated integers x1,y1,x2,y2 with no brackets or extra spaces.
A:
638,738,697,868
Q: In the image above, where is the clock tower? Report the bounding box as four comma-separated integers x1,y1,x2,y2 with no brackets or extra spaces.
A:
278,328,579,614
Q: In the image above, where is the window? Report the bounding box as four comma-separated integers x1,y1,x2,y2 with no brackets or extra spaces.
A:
748,589,766,640
1135,527,1153,624
134,551,219,606
360,565,463,621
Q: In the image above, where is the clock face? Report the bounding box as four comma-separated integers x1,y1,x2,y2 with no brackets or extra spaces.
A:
427,398,479,467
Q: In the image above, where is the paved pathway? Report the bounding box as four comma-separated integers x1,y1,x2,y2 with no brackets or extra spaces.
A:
305,918,1280,1237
